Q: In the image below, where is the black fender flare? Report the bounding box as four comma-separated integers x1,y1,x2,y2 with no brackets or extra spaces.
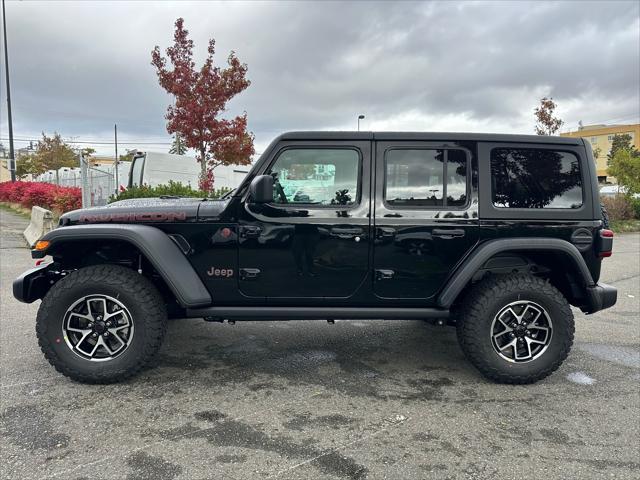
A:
437,238,595,308
38,224,212,308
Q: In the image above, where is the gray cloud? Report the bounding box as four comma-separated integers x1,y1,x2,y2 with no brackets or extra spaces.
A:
1,0,638,155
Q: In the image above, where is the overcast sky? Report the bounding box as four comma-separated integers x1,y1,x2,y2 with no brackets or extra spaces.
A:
1,0,639,156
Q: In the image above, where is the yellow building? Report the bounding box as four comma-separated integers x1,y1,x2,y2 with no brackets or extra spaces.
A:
561,123,640,182
1,159,11,182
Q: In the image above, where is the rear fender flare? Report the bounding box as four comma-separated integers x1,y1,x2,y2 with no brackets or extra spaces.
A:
437,238,594,308
39,224,212,308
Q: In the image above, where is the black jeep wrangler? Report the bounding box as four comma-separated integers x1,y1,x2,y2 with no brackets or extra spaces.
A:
13,131,617,384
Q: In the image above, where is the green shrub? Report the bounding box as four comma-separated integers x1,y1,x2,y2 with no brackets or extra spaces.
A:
109,180,231,203
629,196,640,220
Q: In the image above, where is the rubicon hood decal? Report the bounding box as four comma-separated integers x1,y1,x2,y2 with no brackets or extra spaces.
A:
78,211,187,223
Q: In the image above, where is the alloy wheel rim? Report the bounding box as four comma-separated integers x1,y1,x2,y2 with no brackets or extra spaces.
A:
62,295,134,362
490,300,553,363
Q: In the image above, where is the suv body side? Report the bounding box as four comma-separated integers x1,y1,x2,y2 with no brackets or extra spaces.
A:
175,133,603,309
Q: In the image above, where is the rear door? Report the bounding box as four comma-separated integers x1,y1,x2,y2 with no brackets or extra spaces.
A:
477,141,601,280
372,140,479,302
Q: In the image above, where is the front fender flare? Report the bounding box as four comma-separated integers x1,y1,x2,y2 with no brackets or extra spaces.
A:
37,224,212,308
437,238,595,308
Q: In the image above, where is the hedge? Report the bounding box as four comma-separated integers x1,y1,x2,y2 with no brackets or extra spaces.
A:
0,181,81,213
109,180,231,203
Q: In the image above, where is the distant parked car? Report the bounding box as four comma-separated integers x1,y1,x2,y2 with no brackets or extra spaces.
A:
600,185,640,199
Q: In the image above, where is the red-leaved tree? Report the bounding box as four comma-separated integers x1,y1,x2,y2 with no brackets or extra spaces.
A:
534,97,564,136
151,18,254,191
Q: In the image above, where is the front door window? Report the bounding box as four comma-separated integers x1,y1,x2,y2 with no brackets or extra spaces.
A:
268,149,360,206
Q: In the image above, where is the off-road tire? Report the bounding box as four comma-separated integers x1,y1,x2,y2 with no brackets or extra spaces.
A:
36,265,168,383
456,274,574,384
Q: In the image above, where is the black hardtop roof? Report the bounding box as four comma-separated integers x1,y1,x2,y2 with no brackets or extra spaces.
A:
278,131,583,145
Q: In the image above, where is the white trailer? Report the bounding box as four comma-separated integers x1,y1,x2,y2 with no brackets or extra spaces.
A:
128,152,251,191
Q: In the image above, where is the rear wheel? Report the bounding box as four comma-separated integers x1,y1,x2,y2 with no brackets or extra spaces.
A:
36,265,167,383
456,274,574,384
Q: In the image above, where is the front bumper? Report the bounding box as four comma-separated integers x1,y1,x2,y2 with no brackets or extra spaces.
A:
581,283,617,314
13,263,53,303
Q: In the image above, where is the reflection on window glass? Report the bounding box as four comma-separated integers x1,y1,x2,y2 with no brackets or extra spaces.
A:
385,149,468,207
447,149,467,206
268,149,359,206
491,148,583,209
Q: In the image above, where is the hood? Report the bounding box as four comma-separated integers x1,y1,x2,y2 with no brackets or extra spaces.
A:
60,197,230,226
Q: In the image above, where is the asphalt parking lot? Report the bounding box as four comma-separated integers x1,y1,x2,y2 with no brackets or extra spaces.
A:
1,208,639,480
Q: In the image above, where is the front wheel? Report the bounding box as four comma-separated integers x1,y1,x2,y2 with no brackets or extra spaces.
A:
36,265,168,383
456,274,574,384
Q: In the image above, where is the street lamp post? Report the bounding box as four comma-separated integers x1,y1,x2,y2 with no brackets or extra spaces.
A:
357,114,365,132
2,0,16,181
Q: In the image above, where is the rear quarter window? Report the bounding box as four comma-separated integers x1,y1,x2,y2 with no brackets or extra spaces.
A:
490,148,583,209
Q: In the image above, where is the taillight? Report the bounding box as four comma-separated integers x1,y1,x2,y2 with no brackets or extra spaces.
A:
598,229,614,258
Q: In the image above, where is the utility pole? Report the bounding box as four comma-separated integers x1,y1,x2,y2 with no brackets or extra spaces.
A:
114,124,119,194
2,0,16,181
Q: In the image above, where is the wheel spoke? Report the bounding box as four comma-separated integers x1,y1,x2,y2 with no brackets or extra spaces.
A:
107,330,125,349
529,325,549,332
101,337,115,355
501,308,518,323
105,308,125,321
497,316,513,331
87,298,108,318
74,331,93,354
66,322,92,334
493,330,511,341
88,337,103,357
499,338,518,352
525,309,542,327
69,312,92,322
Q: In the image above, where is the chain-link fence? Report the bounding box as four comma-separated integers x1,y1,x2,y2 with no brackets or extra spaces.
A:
35,155,130,207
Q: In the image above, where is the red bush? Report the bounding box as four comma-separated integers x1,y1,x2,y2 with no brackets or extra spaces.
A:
0,181,82,213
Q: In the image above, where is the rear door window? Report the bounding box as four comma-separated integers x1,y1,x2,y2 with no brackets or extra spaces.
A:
384,148,469,208
490,148,583,209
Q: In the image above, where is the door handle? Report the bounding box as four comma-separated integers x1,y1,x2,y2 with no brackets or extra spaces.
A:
240,268,261,280
330,227,364,239
376,227,396,240
240,225,262,238
432,228,465,239
375,269,395,280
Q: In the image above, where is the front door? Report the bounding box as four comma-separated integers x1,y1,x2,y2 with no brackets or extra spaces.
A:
372,140,479,302
238,141,371,300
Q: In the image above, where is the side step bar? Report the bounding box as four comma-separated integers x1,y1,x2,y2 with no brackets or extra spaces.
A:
185,306,449,320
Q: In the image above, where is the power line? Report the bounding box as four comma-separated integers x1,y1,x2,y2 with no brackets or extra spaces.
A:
0,136,173,145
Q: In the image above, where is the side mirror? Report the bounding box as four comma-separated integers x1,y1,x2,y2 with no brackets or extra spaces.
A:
248,175,274,203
